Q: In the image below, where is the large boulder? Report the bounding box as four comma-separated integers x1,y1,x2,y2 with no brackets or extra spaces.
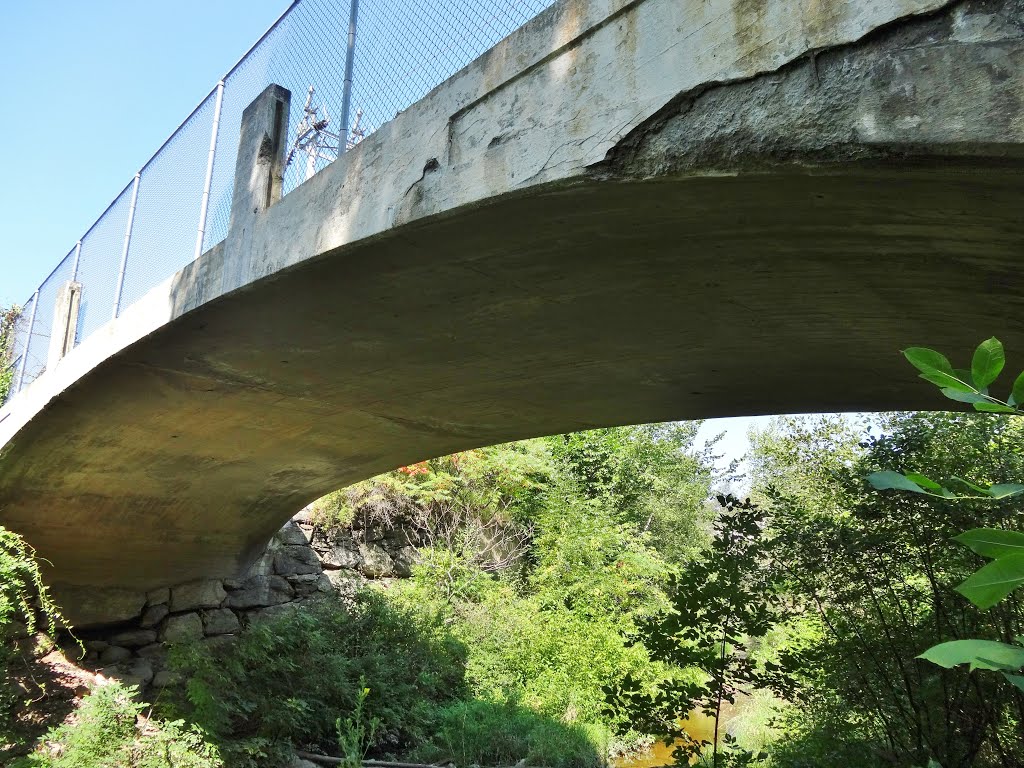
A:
51,586,145,627
322,537,361,570
140,603,169,628
99,645,132,665
201,608,240,635
274,545,322,576
325,569,362,592
223,575,294,609
160,613,204,644
392,545,419,577
108,629,157,648
275,521,310,546
170,580,226,612
359,543,395,577
288,573,332,597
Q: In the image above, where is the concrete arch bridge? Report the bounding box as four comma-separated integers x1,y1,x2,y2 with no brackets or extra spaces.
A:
1,0,1023,623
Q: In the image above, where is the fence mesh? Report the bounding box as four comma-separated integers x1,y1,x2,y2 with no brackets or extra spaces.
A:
7,0,558,404
203,0,352,249
8,293,36,396
349,0,555,143
121,92,218,310
18,250,79,391
75,184,135,344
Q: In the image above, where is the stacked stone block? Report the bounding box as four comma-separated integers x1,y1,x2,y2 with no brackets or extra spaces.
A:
73,514,422,694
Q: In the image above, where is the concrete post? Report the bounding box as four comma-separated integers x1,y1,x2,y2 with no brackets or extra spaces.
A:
228,84,289,232
47,281,82,370
221,84,290,295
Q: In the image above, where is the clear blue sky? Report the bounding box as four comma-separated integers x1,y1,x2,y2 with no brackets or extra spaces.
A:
0,0,288,306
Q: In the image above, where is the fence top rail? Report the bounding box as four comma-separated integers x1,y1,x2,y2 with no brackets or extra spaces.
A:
221,0,301,83
60,177,137,262
53,0,302,264
138,0,301,179
9,0,561,382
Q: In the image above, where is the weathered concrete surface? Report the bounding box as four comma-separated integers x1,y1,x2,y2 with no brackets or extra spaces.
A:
47,280,81,371
0,0,1022,622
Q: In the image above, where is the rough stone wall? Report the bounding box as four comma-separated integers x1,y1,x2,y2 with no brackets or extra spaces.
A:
68,514,420,694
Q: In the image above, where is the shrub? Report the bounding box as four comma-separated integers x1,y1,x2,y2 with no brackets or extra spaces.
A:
411,699,603,768
0,305,20,404
168,592,466,766
1,525,74,747
15,681,220,768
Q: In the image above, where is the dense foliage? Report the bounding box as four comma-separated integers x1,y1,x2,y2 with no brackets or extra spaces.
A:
752,412,1024,767
0,305,19,403
14,682,220,768
16,389,1024,767
157,425,719,767
870,339,1024,692
169,592,466,767
1,525,73,754
616,496,798,767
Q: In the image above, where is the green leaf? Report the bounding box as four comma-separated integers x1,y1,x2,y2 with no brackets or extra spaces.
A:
940,389,988,404
956,553,1024,609
951,477,992,496
918,371,975,393
988,484,1024,499
972,337,1005,389
918,639,1024,671
955,529,1024,559
1011,371,1024,410
904,347,955,376
867,471,926,494
972,402,1018,414
904,473,943,491
1003,673,1024,692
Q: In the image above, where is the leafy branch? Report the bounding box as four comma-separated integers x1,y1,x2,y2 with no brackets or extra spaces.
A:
867,337,1024,693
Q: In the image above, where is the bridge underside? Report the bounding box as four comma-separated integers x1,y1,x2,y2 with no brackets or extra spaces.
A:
4,164,1023,601
1,0,1022,623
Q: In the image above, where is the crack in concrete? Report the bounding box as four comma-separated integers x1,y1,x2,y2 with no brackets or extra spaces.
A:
593,0,986,177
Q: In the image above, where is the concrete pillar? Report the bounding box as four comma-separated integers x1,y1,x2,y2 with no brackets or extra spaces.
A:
47,280,82,371
222,84,290,295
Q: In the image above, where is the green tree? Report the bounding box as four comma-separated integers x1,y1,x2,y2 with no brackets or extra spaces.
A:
754,411,1024,767
0,305,21,403
613,496,796,768
544,423,717,564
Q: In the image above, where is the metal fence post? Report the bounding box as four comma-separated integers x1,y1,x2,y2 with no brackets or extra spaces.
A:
339,0,360,150
70,240,82,282
195,81,226,260
15,290,39,394
112,173,141,319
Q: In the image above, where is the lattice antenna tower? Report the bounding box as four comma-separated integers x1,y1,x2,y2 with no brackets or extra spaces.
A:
286,86,342,181
346,109,367,151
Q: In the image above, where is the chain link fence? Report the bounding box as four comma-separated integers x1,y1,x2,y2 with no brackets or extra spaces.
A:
5,0,558,402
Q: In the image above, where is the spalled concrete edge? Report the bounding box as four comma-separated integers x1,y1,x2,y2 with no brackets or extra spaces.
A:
596,0,1024,177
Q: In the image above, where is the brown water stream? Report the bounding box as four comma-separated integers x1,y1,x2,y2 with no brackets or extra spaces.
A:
613,704,739,768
